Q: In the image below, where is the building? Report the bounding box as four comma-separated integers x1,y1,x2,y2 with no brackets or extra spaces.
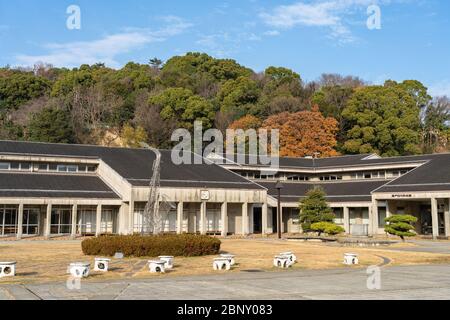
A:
0,140,449,240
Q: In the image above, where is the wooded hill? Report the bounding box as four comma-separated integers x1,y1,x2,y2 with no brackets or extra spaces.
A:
0,52,448,157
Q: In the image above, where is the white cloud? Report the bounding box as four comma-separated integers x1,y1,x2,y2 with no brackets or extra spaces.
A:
195,31,262,58
263,30,281,36
429,80,450,98
260,0,393,43
15,16,192,68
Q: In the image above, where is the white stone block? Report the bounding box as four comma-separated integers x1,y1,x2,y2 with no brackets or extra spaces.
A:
94,258,111,272
69,262,91,278
0,262,16,278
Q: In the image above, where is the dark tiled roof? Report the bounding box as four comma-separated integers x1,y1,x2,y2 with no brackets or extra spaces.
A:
260,180,388,202
0,141,264,190
0,172,120,199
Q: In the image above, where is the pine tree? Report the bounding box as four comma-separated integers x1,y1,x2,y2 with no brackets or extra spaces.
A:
384,215,418,241
299,187,335,232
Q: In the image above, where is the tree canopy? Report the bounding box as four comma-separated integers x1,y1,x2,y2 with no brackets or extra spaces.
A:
0,54,446,156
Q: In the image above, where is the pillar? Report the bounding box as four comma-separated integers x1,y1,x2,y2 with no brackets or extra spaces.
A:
249,204,254,234
431,198,439,239
445,199,450,238
343,207,350,235
221,202,228,237
129,201,135,234
70,203,78,239
16,203,24,240
95,204,102,236
200,202,207,235
44,203,52,239
371,200,379,236
242,202,248,235
176,202,184,234
262,202,268,235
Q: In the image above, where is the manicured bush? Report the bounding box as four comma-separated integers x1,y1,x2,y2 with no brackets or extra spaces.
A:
311,222,345,236
384,214,418,241
81,234,221,257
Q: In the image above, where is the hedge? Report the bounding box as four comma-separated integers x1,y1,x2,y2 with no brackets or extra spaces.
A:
81,234,221,257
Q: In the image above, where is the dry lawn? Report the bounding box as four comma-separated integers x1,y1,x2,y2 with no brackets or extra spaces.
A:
0,239,450,285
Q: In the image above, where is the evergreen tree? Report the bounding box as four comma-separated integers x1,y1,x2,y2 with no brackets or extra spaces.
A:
299,187,335,232
384,214,418,241
28,107,75,143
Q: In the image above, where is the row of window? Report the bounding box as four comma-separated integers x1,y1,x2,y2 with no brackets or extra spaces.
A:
237,169,411,181
0,162,97,173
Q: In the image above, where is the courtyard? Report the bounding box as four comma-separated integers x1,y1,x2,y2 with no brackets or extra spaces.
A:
1,238,450,286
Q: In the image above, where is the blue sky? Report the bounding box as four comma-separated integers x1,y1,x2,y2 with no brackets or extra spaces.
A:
0,0,449,96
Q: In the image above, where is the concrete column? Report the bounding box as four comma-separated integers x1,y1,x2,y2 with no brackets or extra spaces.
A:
278,206,284,234
371,200,379,236
176,202,183,234
343,207,350,235
242,202,249,235
445,199,450,238
129,201,135,234
431,198,439,239
249,204,254,234
44,203,52,239
95,204,102,236
221,202,228,237
70,204,78,239
262,202,268,235
386,201,392,218
200,202,207,235
16,203,24,240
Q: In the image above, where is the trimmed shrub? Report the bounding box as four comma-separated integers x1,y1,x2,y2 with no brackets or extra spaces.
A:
385,214,418,241
311,222,345,236
81,234,221,257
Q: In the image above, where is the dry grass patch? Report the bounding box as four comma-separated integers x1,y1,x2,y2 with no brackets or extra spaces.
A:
1,239,450,284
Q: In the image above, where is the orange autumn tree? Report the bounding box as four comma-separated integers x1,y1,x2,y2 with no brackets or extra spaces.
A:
261,105,339,157
228,114,262,131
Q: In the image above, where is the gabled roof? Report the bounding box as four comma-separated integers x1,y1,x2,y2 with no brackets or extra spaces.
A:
0,172,120,199
0,140,265,190
260,180,387,203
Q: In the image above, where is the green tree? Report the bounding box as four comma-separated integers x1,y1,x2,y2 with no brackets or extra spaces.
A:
149,88,216,130
342,84,422,156
218,76,261,119
384,214,418,241
311,222,345,236
0,72,51,111
28,107,75,143
299,187,335,232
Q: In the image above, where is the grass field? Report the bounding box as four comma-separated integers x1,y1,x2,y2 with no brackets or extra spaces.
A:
0,239,450,284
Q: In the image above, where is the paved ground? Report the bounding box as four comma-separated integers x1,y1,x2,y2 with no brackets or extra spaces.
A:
1,264,450,300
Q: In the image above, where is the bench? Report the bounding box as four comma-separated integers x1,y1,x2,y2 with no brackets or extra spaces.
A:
343,253,359,265
0,262,16,278
158,256,174,269
148,260,166,273
69,262,91,278
94,258,111,272
213,258,231,271
220,254,236,266
273,255,291,268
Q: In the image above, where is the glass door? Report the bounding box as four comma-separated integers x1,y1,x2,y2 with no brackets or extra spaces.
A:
51,207,72,235
0,207,18,236
23,208,40,235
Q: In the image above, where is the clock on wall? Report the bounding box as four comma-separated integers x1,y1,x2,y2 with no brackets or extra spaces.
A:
200,190,210,201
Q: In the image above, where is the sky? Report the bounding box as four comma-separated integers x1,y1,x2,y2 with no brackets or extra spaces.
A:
0,0,449,96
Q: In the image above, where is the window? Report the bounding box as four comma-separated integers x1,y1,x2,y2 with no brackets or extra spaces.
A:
0,162,10,170
10,162,20,170
87,166,96,173
20,162,31,170
38,164,49,171
57,164,78,172
378,207,387,228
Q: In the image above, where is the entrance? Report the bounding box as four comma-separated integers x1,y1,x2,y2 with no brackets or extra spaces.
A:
51,206,72,234
23,208,40,235
253,207,262,234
